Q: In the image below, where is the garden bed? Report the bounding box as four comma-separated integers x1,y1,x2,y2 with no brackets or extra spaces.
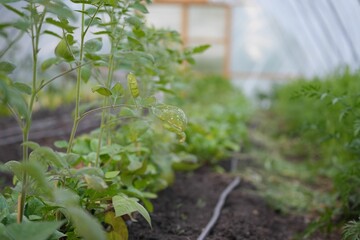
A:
128,162,340,240
0,109,341,239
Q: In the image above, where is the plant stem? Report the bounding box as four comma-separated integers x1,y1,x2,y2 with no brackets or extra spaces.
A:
95,7,116,167
17,3,45,223
67,3,86,154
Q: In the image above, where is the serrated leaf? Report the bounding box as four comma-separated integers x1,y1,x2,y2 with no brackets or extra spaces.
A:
84,38,102,53
84,174,108,190
113,195,151,227
92,85,112,96
192,44,210,54
0,62,15,74
127,72,139,98
3,221,63,240
104,211,128,240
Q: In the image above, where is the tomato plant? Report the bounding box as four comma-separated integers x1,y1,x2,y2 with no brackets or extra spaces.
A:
0,0,210,239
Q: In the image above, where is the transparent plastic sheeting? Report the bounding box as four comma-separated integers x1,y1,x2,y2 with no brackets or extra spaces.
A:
232,0,360,78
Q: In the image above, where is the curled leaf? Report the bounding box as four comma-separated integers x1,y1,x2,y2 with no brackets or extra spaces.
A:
152,104,187,142
92,85,112,96
127,72,139,98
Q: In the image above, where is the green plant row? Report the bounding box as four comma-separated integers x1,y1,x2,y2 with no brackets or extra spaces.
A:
266,68,360,239
0,0,249,239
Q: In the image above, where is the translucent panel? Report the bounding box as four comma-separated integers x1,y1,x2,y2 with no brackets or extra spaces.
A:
146,4,182,31
188,6,226,39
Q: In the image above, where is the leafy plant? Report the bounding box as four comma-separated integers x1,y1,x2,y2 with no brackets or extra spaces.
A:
264,68,360,236
0,0,197,239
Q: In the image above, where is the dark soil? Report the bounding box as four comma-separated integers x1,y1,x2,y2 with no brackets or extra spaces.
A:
128,164,340,240
0,108,341,240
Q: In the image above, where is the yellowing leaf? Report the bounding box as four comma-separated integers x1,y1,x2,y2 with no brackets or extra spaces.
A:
92,85,112,96
104,211,128,240
151,104,187,142
127,73,139,98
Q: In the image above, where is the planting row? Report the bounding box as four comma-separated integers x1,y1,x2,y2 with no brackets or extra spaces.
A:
0,0,249,239
263,69,360,239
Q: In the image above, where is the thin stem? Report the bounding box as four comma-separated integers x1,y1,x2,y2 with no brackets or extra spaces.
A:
95,6,116,167
67,3,86,153
36,62,91,93
18,3,46,223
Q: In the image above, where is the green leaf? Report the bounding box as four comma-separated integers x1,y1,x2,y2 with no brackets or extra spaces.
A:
22,141,40,150
81,64,92,83
53,188,80,207
152,104,187,142
0,62,15,74
125,16,142,28
0,194,9,222
2,221,63,240
45,18,76,33
22,161,52,195
43,30,62,39
132,2,148,13
84,174,108,190
13,82,31,95
4,161,23,181
105,171,120,179
192,44,210,54
113,194,151,227
64,207,106,240
111,82,124,96
151,104,187,132
84,38,102,53
127,36,144,50
54,38,74,61
73,167,104,177
29,146,68,168
41,58,59,71
92,85,112,96
54,140,68,149
3,3,25,17
127,72,139,98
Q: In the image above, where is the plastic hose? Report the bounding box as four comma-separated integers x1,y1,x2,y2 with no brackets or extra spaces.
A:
197,175,241,240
